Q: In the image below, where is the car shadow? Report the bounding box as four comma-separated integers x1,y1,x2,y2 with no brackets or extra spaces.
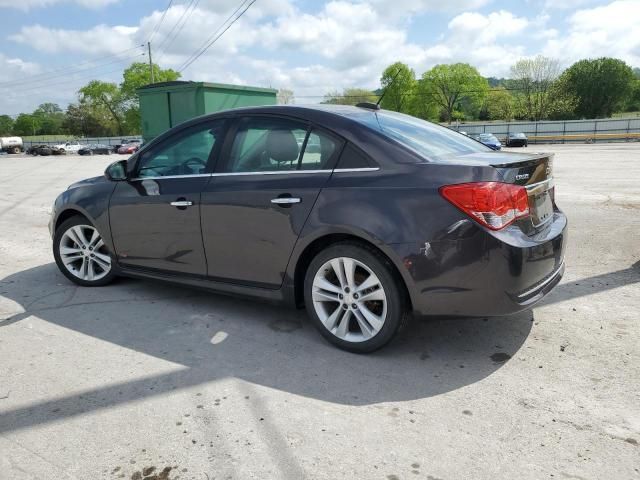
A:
0,263,534,434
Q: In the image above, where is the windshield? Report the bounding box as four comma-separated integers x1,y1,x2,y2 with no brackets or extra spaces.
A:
353,110,490,161
511,133,526,138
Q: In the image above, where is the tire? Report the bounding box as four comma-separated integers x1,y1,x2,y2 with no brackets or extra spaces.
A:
11,146,20,154
53,216,117,287
304,242,408,353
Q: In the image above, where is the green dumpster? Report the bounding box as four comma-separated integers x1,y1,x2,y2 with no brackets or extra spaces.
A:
138,81,277,142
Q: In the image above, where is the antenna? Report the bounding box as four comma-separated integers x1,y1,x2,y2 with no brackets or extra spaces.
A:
376,67,403,107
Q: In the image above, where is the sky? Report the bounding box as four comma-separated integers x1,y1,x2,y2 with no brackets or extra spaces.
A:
0,0,639,115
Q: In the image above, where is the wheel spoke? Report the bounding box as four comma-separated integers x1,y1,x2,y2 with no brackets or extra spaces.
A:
93,238,105,250
312,289,341,303
335,309,351,338
321,305,342,331
343,258,356,289
356,303,384,332
88,229,100,247
93,252,111,267
352,309,374,338
358,288,385,302
354,274,380,293
60,246,82,255
61,253,83,265
87,259,96,280
330,259,347,290
72,226,89,247
313,277,342,294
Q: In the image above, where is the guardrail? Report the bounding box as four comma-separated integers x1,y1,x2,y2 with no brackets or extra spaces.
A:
454,117,640,144
21,136,143,149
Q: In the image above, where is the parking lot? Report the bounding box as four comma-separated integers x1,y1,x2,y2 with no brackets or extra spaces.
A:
0,143,638,479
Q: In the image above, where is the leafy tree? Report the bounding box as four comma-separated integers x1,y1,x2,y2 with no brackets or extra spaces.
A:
277,88,295,105
486,87,515,121
33,103,65,135
322,88,377,105
626,78,640,112
12,114,38,136
0,115,14,135
558,58,635,118
120,62,181,101
119,62,180,134
79,81,126,135
510,56,562,121
419,63,488,123
63,101,111,137
379,62,416,114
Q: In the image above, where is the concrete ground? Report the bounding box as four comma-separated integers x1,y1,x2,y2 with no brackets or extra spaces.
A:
0,144,638,480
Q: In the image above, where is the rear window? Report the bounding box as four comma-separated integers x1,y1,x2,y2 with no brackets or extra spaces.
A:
353,110,490,161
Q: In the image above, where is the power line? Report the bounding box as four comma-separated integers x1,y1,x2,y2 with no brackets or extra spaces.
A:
176,0,250,72
0,53,145,92
148,0,174,43
2,53,146,95
0,45,145,88
154,0,200,63
179,0,255,73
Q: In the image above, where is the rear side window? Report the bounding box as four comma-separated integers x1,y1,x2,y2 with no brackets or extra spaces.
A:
222,117,341,173
336,144,373,169
353,110,490,162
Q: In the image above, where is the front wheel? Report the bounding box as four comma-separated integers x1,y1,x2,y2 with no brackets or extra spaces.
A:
304,243,407,353
53,216,116,286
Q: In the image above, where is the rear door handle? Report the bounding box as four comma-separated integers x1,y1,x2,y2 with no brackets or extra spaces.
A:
170,200,193,208
271,197,301,205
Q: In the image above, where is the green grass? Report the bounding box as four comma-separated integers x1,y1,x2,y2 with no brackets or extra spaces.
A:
21,135,74,141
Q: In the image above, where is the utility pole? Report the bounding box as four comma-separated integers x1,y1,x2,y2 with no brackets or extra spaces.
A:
148,41,155,84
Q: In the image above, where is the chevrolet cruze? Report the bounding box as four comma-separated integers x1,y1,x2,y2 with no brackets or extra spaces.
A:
50,105,567,352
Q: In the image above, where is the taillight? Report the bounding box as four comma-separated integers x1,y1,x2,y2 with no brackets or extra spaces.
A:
439,182,530,230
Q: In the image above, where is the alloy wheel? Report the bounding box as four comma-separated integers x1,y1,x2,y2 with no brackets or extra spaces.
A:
312,256,387,343
59,224,111,281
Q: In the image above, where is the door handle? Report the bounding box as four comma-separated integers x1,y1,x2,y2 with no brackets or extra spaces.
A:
170,200,193,207
271,197,301,205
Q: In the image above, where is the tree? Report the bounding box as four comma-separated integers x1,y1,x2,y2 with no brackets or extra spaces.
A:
510,56,562,121
12,114,38,136
419,63,488,123
79,81,126,135
33,103,65,135
277,88,295,105
120,62,181,101
0,115,14,135
119,62,180,134
63,101,109,137
379,62,416,114
558,58,635,118
486,87,515,121
322,88,377,105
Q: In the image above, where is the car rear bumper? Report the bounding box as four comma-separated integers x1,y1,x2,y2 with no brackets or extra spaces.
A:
393,211,568,317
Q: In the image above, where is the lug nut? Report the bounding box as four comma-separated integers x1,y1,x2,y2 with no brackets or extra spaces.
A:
353,293,359,299
339,294,344,300
342,304,348,310
352,303,357,309
344,287,350,293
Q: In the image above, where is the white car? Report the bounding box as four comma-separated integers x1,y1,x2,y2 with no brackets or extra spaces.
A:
54,141,82,153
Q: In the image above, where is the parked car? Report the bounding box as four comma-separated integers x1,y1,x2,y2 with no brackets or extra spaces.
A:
474,133,502,150
113,138,142,153
49,105,566,353
0,136,23,154
78,144,112,156
506,132,528,147
27,144,65,156
54,141,82,153
117,142,141,155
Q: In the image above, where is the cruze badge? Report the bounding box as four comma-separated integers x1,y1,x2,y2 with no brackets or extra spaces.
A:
515,173,530,181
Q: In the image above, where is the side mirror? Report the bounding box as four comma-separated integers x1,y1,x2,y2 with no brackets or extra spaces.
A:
105,159,128,181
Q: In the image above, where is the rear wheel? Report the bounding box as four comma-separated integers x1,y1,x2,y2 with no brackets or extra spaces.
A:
53,216,116,286
304,243,407,353
11,146,20,154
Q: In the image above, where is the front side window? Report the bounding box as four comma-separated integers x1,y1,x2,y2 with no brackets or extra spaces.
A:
223,117,340,173
136,120,225,178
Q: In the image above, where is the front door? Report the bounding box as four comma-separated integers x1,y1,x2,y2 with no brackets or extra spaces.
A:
200,115,343,288
109,119,226,275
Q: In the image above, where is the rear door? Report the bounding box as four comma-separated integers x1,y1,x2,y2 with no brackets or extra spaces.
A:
201,115,343,288
109,119,227,275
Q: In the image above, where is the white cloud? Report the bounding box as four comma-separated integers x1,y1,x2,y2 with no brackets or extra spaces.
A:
10,24,138,54
543,0,640,67
0,0,118,10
